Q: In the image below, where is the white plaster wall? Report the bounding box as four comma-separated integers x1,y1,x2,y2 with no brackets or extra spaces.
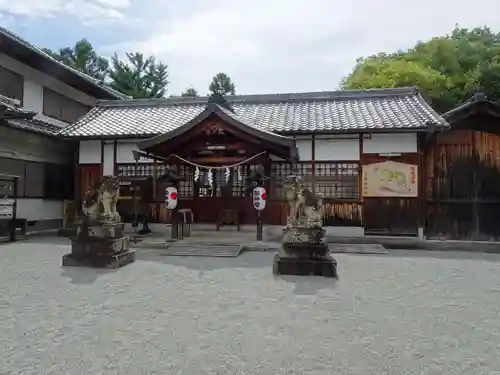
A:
79,140,101,164
23,80,68,127
315,137,360,161
363,133,417,154
102,143,115,175
0,53,96,108
17,199,63,221
296,139,312,160
116,141,154,163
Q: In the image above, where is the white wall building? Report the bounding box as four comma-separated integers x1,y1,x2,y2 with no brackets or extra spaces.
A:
0,27,127,231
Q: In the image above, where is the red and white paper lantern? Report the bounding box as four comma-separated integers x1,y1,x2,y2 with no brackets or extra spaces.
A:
252,186,266,211
165,186,178,210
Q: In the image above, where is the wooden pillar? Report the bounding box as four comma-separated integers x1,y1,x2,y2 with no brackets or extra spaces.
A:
100,139,105,177
311,135,316,191
113,140,118,176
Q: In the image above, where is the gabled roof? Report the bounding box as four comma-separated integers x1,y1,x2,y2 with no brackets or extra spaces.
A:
443,92,500,123
138,102,297,151
0,27,129,100
58,86,448,138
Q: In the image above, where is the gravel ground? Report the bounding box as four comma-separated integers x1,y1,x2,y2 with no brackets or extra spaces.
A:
1,239,500,375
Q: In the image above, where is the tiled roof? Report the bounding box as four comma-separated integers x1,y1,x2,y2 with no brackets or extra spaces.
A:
58,86,448,138
0,95,61,135
4,117,62,136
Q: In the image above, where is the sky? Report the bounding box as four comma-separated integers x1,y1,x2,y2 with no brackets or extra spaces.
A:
0,0,500,96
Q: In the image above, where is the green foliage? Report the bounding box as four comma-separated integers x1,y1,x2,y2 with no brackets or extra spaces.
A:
343,26,500,113
209,72,236,95
108,52,169,99
181,87,199,97
42,39,109,82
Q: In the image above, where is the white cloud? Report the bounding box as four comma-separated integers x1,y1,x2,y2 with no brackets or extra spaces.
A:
103,0,500,95
3,0,500,95
0,0,130,23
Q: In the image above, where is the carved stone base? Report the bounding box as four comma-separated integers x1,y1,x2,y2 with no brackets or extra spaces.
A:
273,252,337,278
62,235,135,269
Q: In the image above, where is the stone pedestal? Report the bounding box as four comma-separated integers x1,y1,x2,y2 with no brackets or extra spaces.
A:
62,221,135,269
273,226,337,278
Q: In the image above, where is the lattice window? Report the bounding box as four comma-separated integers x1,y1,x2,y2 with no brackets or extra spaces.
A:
177,164,194,198
271,162,295,199
270,161,359,200
117,163,156,177
231,165,259,197
116,163,194,198
315,162,359,199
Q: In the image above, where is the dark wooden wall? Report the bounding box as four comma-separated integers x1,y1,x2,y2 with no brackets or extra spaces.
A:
424,128,500,240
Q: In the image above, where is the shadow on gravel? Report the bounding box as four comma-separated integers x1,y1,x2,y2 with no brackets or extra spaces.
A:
382,249,500,262
61,267,118,285
276,274,338,295
135,250,272,271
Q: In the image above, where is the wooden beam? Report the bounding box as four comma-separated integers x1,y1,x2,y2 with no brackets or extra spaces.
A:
188,156,250,165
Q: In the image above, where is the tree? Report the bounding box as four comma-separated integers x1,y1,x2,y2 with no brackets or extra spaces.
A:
42,39,109,81
108,52,169,99
181,87,199,97
342,26,500,113
209,72,236,96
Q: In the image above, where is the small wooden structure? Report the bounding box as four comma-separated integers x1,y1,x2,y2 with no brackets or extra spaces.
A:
424,93,500,240
0,173,19,242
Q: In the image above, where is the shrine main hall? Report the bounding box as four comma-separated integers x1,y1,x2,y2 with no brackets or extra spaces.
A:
59,87,448,238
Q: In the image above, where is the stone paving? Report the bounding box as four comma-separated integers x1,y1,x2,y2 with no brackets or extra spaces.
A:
1,237,500,374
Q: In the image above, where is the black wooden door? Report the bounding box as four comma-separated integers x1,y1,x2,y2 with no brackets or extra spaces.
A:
364,198,419,236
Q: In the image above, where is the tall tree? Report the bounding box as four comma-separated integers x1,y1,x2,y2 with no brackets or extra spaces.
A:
181,87,199,97
42,39,109,81
342,26,500,113
209,72,236,96
108,52,169,99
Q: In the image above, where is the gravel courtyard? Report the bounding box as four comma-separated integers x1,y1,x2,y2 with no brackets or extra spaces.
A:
1,238,500,375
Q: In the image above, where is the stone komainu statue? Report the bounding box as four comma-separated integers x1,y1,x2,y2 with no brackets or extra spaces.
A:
284,176,324,228
82,175,121,222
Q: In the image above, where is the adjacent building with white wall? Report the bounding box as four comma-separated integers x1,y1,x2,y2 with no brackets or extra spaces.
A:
60,87,448,238
0,26,127,231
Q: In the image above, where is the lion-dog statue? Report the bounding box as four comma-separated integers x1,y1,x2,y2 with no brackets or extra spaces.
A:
284,175,324,228
82,175,121,222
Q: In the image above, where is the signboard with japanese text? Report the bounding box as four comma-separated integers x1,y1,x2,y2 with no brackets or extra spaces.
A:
362,161,418,198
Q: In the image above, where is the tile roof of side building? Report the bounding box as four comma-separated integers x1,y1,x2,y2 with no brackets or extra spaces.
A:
0,27,130,100
0,95,62,136
58,86,449,138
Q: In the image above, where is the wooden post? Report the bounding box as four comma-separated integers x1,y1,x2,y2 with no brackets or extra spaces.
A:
9,176,18,242
257,210,263,241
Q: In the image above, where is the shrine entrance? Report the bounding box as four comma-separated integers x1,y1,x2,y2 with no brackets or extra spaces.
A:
135,95,298,230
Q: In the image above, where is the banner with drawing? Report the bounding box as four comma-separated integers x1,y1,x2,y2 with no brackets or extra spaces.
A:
362,161,418,198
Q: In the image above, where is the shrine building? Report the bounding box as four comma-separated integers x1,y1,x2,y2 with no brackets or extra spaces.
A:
58,87,448,238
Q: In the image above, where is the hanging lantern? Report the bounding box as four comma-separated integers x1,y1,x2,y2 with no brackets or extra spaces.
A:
165,186,178,209
252,186,266,211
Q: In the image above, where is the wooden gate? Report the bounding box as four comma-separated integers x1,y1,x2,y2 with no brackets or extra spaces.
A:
362,155,420,236
364,198,419,236
425,130,500,240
